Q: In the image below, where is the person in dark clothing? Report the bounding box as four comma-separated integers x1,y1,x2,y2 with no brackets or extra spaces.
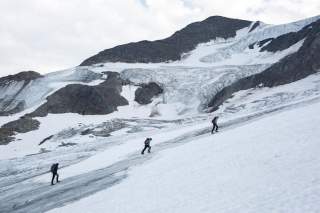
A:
50,163,60,185
141,138,152,155
211,116,219,134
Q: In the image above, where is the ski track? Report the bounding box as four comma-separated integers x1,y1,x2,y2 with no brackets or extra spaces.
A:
1,97,320,213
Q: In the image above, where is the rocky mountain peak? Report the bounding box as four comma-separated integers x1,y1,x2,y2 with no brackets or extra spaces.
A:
80,16,252,66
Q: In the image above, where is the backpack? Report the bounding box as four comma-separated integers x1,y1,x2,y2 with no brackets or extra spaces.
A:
50,163,58,173
145,138,151,146
212,117,217,123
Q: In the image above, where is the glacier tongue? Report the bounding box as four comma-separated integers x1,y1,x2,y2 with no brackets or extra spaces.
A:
120,64,270,112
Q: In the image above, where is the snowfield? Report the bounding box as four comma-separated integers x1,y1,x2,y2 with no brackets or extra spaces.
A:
47,94,320,213
1,76,320,212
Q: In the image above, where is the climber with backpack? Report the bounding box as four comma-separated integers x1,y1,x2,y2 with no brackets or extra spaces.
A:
211,116,219,134
50,163,60,185
141,138,152,155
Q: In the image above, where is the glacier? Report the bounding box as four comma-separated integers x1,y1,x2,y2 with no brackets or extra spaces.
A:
0,15,320,213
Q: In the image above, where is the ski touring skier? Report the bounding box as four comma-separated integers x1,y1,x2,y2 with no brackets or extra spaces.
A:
141,138,152,155
50,163,60,185
211,116,219,134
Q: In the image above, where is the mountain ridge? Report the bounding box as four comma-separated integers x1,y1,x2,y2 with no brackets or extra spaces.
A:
80,16,252,65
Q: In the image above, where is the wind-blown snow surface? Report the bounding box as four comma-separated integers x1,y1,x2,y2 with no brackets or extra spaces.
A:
48,95,320,213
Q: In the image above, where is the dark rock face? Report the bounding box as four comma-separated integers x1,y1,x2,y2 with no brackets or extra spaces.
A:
249,21,315,52
80,16,251,65
0,100,25,116
260,32,307,52
248,38,273,49
208,19,320,111
29,72,128,117
0,71,42,83
0,128,15,145
39,135,54,145
248,21,260,33
0,116,40,145
135,82,163,104
2,116,40,133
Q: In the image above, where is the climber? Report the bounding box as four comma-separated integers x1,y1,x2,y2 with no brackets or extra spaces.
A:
50,163,60,185
141,138,152,154
211,116,219,134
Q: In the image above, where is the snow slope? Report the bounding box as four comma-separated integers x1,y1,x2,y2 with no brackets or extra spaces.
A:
1,74,320,212
48,92,320,213
2,71,320,160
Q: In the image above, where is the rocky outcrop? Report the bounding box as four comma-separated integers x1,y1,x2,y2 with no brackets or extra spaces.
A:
248,38,273,49
0,128,15,145
249,21,315,52
248,21,261,33
0,71,42,83
135,82,163,104
208,19,320,111
0,100,25,116
66,68,103,83
0,69,103,117
0,116,40,145
29,72,128,117
80,16,251,65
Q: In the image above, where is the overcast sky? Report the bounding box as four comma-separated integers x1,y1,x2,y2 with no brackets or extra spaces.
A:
0,0,319,77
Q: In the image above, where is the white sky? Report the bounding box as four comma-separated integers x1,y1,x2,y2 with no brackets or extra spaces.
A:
0,0,319,77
